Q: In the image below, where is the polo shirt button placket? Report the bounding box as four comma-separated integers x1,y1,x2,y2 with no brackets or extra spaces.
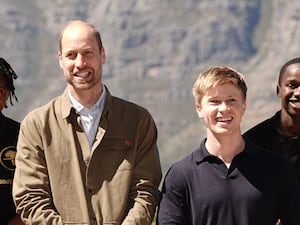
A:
228,174,237,179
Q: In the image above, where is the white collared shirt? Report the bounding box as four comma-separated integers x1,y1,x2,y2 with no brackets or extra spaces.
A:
68,85,106,148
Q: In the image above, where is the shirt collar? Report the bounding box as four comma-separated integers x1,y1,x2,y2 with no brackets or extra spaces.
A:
193,137,259,164
67,85,106,114
193,138,212,163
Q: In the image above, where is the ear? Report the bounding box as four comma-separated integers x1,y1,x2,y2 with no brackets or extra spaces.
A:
196,103,203,118
276,85,280,96
100,48,106,64
58,51,63,69
242,100,247,116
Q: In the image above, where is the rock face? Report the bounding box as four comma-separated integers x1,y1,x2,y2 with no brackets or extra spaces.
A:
1,0,300,171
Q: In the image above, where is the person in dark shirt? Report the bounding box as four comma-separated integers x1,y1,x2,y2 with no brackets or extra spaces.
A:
0,58,23,225
244,57,300,182
157,66,300,225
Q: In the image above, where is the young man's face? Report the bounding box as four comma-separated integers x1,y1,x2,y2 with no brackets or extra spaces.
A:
196,82,246,136
277,64,300,118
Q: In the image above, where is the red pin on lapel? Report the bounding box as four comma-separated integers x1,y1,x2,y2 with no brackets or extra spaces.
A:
124,139,131,146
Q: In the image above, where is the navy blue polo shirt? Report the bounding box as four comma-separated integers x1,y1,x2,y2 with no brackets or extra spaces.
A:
157,138,300,225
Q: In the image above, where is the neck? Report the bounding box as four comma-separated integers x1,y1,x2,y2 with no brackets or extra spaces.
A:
68,85,103,109
280,110,300,136
205,131,245,166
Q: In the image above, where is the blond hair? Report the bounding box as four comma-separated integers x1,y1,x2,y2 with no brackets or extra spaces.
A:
192,66,247,104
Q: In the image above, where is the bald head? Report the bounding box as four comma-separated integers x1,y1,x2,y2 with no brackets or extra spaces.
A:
59,20,103,53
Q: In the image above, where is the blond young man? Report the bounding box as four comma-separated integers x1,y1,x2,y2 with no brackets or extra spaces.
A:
157,66,300,225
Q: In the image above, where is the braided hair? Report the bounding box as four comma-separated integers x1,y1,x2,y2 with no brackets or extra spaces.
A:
0,58,18,107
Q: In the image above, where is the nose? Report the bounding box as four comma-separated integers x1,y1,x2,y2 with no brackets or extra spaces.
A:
219,102,229,111
75,54,86,68
294,86,300,96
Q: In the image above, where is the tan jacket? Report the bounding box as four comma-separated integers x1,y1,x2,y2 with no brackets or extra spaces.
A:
13,87,162,225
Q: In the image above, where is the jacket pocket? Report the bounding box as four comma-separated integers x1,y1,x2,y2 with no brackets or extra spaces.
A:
91,137,135,172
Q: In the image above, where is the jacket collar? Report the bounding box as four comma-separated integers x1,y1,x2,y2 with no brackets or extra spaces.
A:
61,88,75,120
61,86,113,121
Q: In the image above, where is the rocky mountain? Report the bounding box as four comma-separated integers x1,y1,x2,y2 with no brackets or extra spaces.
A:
1,0,300,173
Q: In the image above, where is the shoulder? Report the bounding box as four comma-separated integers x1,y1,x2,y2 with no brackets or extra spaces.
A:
166,140,207,177
111,95,149,113
165,152,195,181
0,114,20,138
243,111,280,137
21,94,64,127
163,149,204,193
104,87,152,117
108,95,155,125
245,139,294,173
246,111,279,131
0,113,20,128
245,138,279,158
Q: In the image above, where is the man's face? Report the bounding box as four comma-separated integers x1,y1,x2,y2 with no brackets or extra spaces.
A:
278,64,300,118
58,24,106,94
0,75,9,111
196,83,246,136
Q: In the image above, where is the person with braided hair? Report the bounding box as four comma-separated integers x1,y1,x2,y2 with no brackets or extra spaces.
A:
0,58,23,225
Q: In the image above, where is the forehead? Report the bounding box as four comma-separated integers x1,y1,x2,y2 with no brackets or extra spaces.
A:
61,24,98,50
283,64,300,79
203,83,243,98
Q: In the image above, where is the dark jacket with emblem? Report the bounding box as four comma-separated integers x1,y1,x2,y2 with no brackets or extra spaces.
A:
0,112,20,224
13,87,162,225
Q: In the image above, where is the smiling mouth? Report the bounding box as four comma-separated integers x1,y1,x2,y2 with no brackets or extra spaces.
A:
290,99,300,107
74,72,90,78
216,117,233,122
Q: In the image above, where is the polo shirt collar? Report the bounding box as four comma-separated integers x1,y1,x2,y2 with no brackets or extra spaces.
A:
193,138,212,163
193,137,260,164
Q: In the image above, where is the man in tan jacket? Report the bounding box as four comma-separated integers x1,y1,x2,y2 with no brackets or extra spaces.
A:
13,20,162,225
